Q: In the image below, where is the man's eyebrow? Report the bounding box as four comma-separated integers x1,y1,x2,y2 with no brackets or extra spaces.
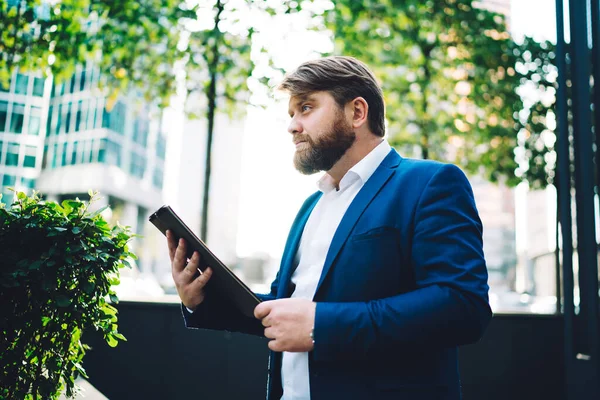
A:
288,94,316,116
292,94,317,107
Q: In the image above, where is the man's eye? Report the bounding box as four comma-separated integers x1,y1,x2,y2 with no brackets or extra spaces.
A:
302,105,311,112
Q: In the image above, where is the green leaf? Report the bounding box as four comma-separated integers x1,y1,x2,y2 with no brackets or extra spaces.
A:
90,205,110,217
112,332,127,341
109,294,119,304
29,260,43,270
56,296,71,307
72,227,82,234
105,334,118,348
102,303,118,316
82,281,95,294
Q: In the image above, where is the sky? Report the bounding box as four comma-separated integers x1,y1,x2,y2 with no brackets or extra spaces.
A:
235,0,558,260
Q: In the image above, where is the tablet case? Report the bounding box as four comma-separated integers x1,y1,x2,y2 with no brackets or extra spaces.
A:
149,205,260,318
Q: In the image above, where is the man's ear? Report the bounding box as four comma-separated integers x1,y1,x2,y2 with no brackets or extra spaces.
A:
349,97,369,129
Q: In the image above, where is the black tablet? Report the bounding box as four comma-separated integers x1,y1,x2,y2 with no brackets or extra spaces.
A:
149,205,260,318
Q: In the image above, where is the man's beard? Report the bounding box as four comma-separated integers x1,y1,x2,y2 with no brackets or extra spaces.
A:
293,113,356,175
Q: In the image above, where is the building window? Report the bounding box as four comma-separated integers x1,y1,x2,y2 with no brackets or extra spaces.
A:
29,106,42,136
69,75,76,94
61,142,68,166
46,105,53,136
156,133,166,160
133,117,149,147
23,145,36,168
102,102,126,135
64,102,71,134
0,100,7,132
33,77,44,97
102,107,110,129
98,138,122,167
9,103,25,134
74,100,83,131
0,140,3,164
51,143,59,168
3,174,16,187
130,152,146,179
79,99,89,131
98,139,105,163
70,141,79,165
80,70,86,91
80,139,91,164
15,74,28,95
88,101,97,130
88,139,95,163
42,144,48,168
21,177,36,190
153,166,164,189
5,143,19,166
54,104,62,135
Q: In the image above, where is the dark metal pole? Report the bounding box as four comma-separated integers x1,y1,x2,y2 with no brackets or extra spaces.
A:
568,0,600,397
589,0,600,390
555,0,575,396
592,0,600,194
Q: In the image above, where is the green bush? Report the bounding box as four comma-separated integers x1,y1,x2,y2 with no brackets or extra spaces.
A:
0,190,135,399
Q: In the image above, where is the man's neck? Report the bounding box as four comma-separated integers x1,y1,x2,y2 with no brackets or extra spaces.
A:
327,136,384,189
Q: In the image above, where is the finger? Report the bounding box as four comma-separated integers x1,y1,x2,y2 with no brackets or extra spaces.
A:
192,266,212,289
254,301,273,320
264,327,276,339
183,251,201,278
268,339,283,352
173,238,188,273
166,230,177,261
261,317,271,328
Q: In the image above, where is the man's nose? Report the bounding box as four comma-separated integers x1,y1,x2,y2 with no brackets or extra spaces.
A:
287,117,302,135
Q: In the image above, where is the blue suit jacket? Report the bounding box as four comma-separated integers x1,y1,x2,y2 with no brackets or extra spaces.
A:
184,149,492,400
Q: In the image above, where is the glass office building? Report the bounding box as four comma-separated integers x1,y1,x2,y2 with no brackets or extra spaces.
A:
0,65,167,275
0,72,48,202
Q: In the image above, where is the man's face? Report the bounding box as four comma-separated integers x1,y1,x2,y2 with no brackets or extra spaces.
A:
287,91,356,175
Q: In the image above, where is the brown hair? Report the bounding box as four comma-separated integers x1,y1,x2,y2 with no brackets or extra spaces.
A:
277,56,386,137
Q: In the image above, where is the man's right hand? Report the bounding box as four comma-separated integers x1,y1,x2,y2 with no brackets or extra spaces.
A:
167,230,213,311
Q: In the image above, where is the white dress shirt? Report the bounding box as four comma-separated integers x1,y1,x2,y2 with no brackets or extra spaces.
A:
280,140,391,400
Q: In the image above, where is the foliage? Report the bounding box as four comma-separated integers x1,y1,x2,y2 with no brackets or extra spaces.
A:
186,0,303,239
0,190,135,400
327,0,556,188
0,0,196,107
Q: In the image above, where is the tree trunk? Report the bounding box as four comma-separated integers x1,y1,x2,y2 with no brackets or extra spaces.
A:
420,46,432,160
201,71,217,241
200,0,224,241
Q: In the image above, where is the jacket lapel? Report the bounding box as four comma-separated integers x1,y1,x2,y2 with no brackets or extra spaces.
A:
277,192,322,298
314,149,401,296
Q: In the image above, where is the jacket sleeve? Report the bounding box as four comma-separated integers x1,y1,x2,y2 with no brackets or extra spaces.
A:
312,163,492,362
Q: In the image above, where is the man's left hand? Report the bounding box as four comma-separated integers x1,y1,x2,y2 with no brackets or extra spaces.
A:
254,298,316,352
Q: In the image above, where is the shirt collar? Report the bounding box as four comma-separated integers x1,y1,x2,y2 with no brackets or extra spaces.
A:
317,140,391,193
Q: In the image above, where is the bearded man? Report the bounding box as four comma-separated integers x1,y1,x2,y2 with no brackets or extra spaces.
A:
167,56,492,400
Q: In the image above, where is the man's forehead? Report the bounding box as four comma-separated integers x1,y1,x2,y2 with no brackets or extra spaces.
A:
289,93,315,105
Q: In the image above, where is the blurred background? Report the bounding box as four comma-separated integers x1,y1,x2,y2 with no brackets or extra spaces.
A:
0,0,564,312
1,0,599,398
